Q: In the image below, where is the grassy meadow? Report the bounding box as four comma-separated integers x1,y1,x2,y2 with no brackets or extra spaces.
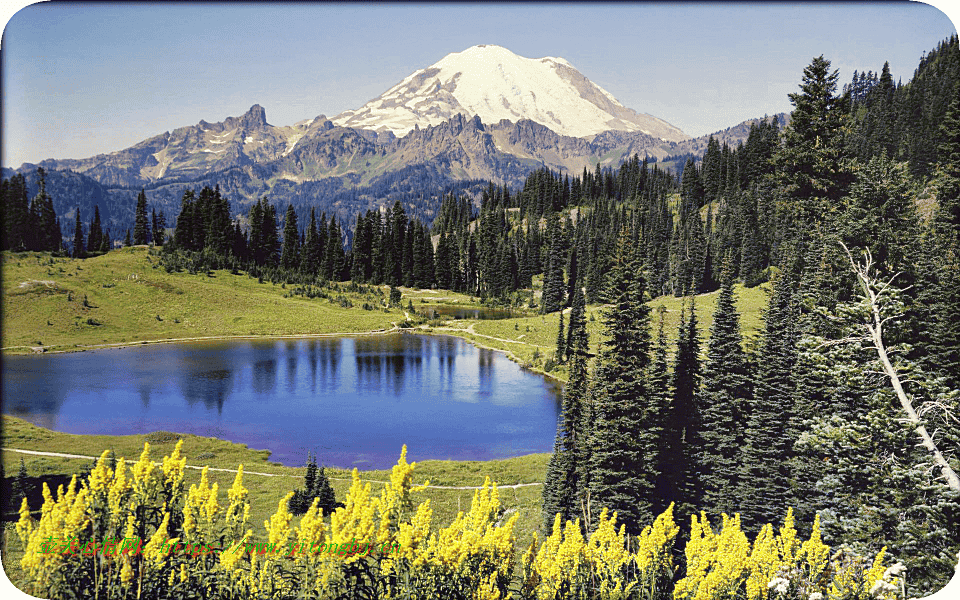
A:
1,248,402,353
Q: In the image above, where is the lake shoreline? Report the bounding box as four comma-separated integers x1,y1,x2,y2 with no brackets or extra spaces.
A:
2,321,567,384
0,325,402,356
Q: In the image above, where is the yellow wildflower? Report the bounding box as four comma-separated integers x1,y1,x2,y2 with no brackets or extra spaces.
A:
798,514,830,583
161,439,187,496
777,507,799,564
143,512,173,567
16,497,32,547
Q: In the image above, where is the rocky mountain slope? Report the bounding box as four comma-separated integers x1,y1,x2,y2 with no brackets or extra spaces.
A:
9,46,785,231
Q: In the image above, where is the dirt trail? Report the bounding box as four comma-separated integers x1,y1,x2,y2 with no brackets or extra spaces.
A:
428,323,549,349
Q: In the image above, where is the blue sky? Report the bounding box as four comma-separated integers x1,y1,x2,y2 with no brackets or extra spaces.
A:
1,2,956,169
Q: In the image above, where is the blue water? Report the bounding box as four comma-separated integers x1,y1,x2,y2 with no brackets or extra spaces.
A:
2,334,561,469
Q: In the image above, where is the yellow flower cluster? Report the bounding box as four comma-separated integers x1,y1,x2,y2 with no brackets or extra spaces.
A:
15,443,902,600
673,508,900,600
522,505,678,600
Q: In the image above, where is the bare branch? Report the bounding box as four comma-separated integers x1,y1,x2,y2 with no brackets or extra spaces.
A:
839,241,960,493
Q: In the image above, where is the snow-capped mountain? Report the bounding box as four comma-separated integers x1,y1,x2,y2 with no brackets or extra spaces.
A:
333,45,689,142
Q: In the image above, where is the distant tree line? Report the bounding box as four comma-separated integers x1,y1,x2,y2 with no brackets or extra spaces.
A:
1,168,62,253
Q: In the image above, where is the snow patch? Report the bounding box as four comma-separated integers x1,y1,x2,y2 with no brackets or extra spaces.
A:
330,44,687,140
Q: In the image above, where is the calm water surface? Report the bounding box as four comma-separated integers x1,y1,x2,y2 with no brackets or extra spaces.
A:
2,334,561,469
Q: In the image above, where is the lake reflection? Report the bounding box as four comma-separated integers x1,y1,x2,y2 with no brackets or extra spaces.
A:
2,334,562,469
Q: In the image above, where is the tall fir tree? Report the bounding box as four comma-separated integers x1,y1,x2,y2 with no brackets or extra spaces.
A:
662,298,702,517
302,208,321,276
261,200,280,267
88,205,103,255
133,189,150,245
1,173,30,250
322,216,345,281
697,269,752,518
151,208,166,246
928,86,960,388
541,213,567,313
31,168,60,252
542,285,591,530
72,207,84,258
739,271,802,530
280,204,300,271
778,55,850,230
586,230,657,534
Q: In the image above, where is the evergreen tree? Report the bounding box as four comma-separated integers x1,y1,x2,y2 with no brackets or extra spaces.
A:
72,207,84,258
290,452,341,515
662,298,702,516
541,214,566,313
133,189,150,245
30,168,60,252
565,247,579,307
247,199,264,264
796,262,960,596
13,458,29,504
322,216,344,281
88,205,103,255
1,173,30,250
174,190,196,251
304,451,317,495
698,269,752,518
124,229,132,247
739,271,802,530
389,201,407,285
350,212,370,282
586,230,656,534
434,233,453,290
542,285,591,530
280,204,300,271
151,208,166,246
777,55,851,244
412,221,435,288
302,208,321,276
260,200,280,267
928,86,960,388
203,186,231,255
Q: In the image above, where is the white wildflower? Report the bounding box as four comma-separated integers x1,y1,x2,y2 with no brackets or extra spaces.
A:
808,593,823,600
768,577,790,595
883,561,906,579
870,579,896,596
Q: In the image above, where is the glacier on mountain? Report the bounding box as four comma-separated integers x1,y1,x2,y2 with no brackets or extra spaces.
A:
333,45,688,142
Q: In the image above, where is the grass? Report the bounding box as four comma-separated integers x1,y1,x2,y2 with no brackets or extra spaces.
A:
1,416,549,591
2,248,407,354
431,282,771,382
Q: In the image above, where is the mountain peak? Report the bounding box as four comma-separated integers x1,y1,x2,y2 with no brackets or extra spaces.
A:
240,104,268,128
332,45,688,142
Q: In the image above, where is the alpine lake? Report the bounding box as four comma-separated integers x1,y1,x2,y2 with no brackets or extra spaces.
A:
2,325,562,469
